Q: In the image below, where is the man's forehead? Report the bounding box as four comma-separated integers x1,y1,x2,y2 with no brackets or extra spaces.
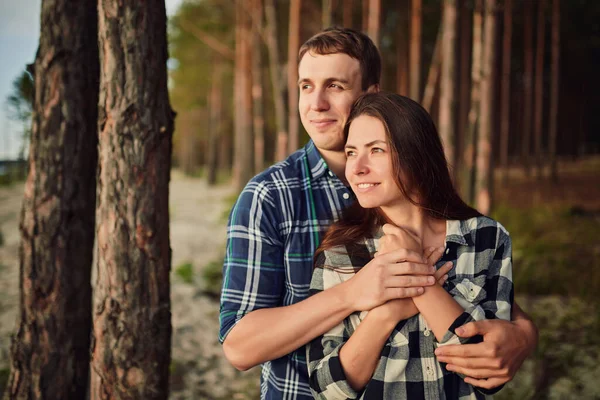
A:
298,52,361,81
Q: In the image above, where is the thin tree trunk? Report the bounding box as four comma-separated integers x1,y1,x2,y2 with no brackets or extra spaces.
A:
410,0,422,100
368,0,381,49
234,0,254,190
4,1,98,398
422,26,442,113
343,0,353,27
457,0,472,178
396,0,409,96
287,0,301,154
522,0,534,176
500,0,512,183
362,0,369,31
475,0,497,215
265,0,288,162
533,0,546,179
207,60,224,186
549,0,560,182
460,0,482,204
323,0,333,28
252,0,265,173
90,1,173,398
440,0,458,176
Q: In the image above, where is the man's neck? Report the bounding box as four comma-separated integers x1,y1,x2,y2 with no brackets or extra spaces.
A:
318,148,347,183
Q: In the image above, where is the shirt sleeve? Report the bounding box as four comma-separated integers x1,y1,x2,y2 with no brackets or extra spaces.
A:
305,253,361,400
218,179,285,343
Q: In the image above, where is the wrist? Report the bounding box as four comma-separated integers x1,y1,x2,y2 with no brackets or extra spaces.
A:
514,316,538,354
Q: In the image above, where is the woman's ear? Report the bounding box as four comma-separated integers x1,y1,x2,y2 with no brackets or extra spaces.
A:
367,84,380,93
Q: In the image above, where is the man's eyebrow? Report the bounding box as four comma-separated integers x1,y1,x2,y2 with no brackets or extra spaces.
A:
297,77,351,85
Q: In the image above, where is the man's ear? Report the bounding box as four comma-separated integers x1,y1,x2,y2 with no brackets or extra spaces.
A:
367,84,380,93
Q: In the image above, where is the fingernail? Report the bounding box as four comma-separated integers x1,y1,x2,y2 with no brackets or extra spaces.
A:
456,327,465,335
417,287,424,294
434,348,442,355
428,276,435,284
446,365,454,371
430,266,436,273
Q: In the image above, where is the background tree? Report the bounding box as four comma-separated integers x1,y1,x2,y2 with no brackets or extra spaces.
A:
287,0,301,154
533,0,546,179
90,0,174,398
521,0,534,177
409,0,423,100
4,69,34,159
4,0,99,398
548,0,560,182
367,0,381,48
499,0,512,183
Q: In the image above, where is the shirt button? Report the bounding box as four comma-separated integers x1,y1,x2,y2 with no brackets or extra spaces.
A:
424,329,431,337
328,171,334,176
445,248,450,254
426,366,434,375
342,193,350,199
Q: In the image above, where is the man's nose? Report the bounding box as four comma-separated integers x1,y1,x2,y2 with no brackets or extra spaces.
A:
310,89,329,111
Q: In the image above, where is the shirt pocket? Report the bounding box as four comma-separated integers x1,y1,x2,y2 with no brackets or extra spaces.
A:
450,276,487,307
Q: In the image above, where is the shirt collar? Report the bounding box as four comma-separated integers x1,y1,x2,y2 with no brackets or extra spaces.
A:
305,140,337,181
445,218,476,246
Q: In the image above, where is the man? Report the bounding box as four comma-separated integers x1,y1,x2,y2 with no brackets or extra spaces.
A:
219,27,537,399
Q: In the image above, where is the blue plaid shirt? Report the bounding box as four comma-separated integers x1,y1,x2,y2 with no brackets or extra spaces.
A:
219,141,355,399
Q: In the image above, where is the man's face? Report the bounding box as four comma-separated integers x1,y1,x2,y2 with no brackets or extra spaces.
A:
298,52,364,153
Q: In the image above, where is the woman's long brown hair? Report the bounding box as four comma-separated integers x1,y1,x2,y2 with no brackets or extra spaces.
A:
315,92,481,264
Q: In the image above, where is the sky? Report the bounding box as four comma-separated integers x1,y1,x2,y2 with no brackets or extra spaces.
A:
0,0,183,160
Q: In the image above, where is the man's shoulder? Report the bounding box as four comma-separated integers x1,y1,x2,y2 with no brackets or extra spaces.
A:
245,147,310,191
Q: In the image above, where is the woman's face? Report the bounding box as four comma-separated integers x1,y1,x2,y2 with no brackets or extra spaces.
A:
344,115,404,210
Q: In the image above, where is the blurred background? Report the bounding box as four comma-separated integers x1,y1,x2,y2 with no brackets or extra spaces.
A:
1,0,599,399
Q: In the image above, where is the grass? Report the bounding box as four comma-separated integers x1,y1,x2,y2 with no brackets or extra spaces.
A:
0,367,9,397
174,261,194,284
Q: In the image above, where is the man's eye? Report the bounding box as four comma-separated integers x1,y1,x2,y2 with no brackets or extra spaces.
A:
330,84,342,89
345,150,356,157
300,84,311,90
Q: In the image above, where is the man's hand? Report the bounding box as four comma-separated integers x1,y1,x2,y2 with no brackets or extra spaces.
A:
434,318,536,389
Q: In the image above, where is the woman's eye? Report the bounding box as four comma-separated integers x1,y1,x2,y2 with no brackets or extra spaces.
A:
372,147,384,153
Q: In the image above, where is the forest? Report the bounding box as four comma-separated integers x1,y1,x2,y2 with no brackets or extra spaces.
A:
0,0,599,399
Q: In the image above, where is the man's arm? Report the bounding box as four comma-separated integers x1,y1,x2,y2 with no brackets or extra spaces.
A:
434,301,538,389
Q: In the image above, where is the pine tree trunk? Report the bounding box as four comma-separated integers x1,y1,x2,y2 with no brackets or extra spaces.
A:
475,0,497,215
207,60,224,186
252,0,265,173
410,0,423,100
265,0,288,162
362,0,369,31
343,0,353,28
396,0,409,96
549,0,560,182
440,0,458,175
521,0,534,176
533,0,546,179
287,0,301,154
499,0,512,183
234,0,254,190
422,26,442,113
457,0,472,177
4,1,99,398
368,0,381,49
323,0,333,28
90,1,173,398
459,0,482,204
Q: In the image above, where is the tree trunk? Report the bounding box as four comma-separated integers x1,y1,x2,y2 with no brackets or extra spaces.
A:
362,0,369,31
4,1,99,399
396,0,409,96
367,0,381,49
265,0,288,162
475,0,497,215
343,0,353,28
521,0,534,176
207,60,224,186
533,0,546,179
287,0,301,154
439,0,458,176
252,0,265,173
90,1,173,398
457,0,472,178
410,0,422,100
549,0,560,182
422,26,442,113
459,0,482,204
499,0,512,183
323,0,333,28
234,0,254,190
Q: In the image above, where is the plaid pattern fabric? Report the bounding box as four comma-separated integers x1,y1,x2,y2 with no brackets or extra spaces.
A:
307,217,514,400
219,140,355,400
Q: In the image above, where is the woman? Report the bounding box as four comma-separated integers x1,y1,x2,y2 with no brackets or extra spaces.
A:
306,92,513,399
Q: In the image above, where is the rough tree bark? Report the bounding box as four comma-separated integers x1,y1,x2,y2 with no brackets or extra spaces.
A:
264,0,288,162
90,1,174,398
475,0,497,215
440,0,458,176
410,0,423,100
287,0,301,154
499,0,513,183
4,1,99,399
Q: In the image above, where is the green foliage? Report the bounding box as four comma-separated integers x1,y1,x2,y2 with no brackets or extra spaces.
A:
0,367,9,398
0,228,4,248
175,261,194,284
492,204,600,305
5,68,34,158
202,258,224,299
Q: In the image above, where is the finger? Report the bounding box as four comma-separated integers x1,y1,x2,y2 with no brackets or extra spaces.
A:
423,246,436,260
455,320,493,338
381,248,427,264
384,286,424,300
437,274,448,285
464,376,508,389
385,275,436,288
435,344,479,358
434,262,453,280
445,364,502,380
426,247,445,266
388,262,436,277
435,356,498,370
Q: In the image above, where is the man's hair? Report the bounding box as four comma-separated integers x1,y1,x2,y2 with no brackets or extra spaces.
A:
298,27,381,91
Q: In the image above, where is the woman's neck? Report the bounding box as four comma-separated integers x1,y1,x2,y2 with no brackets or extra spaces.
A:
380,202,446,248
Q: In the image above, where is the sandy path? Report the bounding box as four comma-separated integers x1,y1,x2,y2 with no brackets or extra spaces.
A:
0,172,260,399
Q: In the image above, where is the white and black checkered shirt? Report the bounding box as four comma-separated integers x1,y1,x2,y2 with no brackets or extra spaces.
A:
306,216,514,400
